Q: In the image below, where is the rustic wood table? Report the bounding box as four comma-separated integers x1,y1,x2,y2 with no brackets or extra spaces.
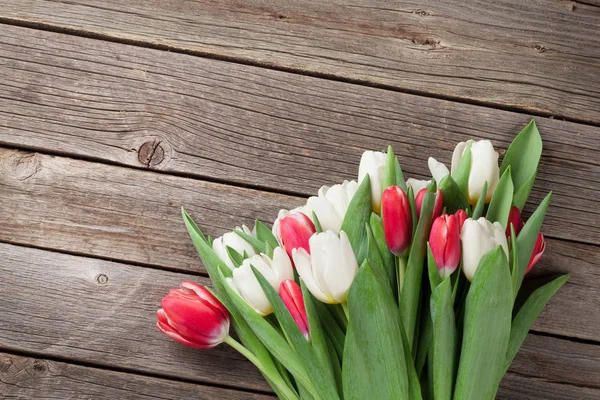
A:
1,1,599,399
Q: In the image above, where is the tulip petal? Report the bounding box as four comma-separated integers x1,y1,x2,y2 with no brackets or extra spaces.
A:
293,248,331,303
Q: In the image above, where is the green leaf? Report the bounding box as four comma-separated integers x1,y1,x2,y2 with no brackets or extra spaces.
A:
343,260,409,400
400,189,436,351
452,141,472,198
312,211,323,233
453,246,512,400
366,223,393,292
431,278,457,400
255,220,279,249
471,181,488,220
509,225,520,298
382,146,407,192
264,241,275,259
226,246,244,268
414,290,432,377
252,267,340,400
218,268,314,395
233,228,264,254
369,213,396,294
407,186,418,237
500,120,542,211
340,175,372,265
487,166,514,230
427,244,442,292
505,275,569,371
438,175,469,214
514,192,552,296
313,300,345,359
301,282,340,395
398,316,423,399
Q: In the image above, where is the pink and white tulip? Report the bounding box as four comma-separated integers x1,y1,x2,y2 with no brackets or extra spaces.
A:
381,186,413,255
279,280,310,339
157,282,230,349
429,214,461,279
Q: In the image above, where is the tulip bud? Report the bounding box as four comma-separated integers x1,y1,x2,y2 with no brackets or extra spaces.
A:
406,178,431,197
273,210,316,260
279,280,309,339
228,247,294,316
212,225,256,269
460,217,509,281
451,140,500,206
506,206,525,237
454,209,468,229
358,150,386,213
292,231,359,304
429,214,461,279
415,188,443,220
306,180,358,233
526,232,546,273
381,186,413,255
428,157,450,183
157,282,230,349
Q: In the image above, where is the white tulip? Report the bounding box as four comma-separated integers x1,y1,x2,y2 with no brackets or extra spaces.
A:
358,150,386,212
306,180,358,233
227,247,294,316
406,178,431,198
212,225,256,270
428,157,450,183
292,231,359,304
451,140,500,205
460,218,509,282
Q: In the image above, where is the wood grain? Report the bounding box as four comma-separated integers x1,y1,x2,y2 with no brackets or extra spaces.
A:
2,0,600,123
497,372,600,400
0,25,599,245
0,353,273,400
1,242,598,395
0,149,598,344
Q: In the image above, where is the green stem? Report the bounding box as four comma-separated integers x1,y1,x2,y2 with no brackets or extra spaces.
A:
341,302,350,321
333,304,348,330
397,255,408,300
225,336,300,400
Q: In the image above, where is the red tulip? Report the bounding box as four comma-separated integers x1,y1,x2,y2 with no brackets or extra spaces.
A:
429,214,461,278
415,188,443,220
454,209,468,229
279,280,309,339
506,206,524,237
275,212,316,260
526,232,546,273
382,186,413,255
157,282,230,349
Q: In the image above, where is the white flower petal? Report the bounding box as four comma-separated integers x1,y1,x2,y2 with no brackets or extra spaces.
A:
293,248,330,303
428,157,450,183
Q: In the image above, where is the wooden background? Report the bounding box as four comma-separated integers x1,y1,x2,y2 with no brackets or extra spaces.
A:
1,1,599,398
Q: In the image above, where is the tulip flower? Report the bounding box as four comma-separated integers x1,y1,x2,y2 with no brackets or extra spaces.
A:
279,280,310,339
212,225,256,269
273,210,316,259
454,209,468,229
428,157,450,183
228,247,294,316
460,217,509,281
415,188,443,220
292,231,359,304
406,178,431,198
306,180,358,233
157,281,230,349
505,205,525,237
527,232,546,273
429,214,461,279
381,186,413,255
451,140,500,205
358,150,387,212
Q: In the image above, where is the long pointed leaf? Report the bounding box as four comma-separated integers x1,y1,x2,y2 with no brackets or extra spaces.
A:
340,175,372,265
431,278,457,400
438,175,469,214
487,166,514,230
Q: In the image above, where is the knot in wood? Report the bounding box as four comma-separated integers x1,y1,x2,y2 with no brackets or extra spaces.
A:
138,140,165,167
96,273,109,285
533,44,547,53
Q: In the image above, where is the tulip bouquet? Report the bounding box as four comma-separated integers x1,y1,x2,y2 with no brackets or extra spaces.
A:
156,121,567,400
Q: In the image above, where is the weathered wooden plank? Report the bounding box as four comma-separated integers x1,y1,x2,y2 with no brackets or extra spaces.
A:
1,242,598,395
1,353,596,400
498,372,600,400
0,26,598,246
0,353,273,400
2,0,600,122
0,149,598,342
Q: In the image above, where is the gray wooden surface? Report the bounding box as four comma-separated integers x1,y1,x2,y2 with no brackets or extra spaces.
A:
0,2,599,398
